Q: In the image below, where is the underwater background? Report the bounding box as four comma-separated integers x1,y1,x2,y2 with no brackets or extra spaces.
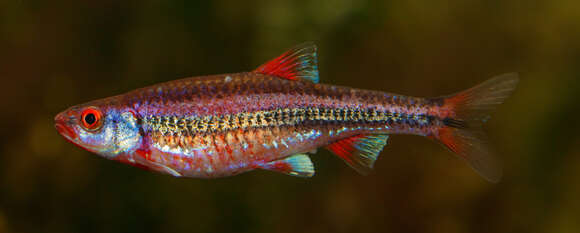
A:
1,0,579,232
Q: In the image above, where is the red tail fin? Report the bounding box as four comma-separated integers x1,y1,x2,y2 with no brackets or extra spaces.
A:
435,73,519,183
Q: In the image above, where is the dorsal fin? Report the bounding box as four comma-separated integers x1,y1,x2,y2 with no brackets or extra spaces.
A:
325,134,389,175
254,42,319,83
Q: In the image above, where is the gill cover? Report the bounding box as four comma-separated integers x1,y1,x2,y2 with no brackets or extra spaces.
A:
76,110,142,158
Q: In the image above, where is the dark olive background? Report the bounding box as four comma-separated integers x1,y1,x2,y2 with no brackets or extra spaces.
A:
1,1,579,233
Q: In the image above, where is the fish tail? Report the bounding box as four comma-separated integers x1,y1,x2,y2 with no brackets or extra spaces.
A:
432,73,519,183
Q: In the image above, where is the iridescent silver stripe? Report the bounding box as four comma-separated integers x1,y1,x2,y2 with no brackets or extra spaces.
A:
142,107,432,136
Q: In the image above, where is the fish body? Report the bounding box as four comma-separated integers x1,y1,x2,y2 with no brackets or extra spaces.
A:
55,43,518,182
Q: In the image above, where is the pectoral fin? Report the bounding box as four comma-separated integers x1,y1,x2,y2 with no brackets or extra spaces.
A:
133,150,183,177
148,161,183,177
259,154,315,178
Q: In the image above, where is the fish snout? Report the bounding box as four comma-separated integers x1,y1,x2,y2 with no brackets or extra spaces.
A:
55,112,78,140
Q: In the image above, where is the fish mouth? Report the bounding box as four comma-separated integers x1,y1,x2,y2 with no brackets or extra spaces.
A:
54,113,78,140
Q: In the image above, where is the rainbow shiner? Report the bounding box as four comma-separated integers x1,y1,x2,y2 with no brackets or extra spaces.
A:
54,43,518,182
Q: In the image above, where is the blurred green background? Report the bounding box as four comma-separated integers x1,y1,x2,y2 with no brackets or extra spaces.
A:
1,0,579,232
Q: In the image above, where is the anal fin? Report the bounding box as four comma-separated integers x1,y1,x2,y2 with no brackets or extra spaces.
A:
325,134,389,175
259,154,315,178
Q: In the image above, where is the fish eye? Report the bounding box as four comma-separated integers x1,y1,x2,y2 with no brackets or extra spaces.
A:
80,107,103,131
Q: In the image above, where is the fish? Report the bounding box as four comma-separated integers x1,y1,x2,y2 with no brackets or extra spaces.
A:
54,42,518,182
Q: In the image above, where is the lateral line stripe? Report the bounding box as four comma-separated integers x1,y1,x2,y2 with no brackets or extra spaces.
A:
144,107,433,136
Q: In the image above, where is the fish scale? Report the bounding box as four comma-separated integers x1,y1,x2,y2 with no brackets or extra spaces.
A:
55,42,518,182
127,73,437,177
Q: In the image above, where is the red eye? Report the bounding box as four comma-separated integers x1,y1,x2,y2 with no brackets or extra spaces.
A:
80,108,103,130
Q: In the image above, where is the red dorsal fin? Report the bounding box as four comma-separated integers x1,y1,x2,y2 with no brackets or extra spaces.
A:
325,134,389,175
254,42,319,83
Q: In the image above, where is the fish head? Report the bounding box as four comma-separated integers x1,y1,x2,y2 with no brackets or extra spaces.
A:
55,100,142,159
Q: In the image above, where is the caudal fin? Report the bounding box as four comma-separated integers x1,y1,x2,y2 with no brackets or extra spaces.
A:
434,73,519,183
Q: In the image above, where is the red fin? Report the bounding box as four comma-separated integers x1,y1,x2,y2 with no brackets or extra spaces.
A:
259,154,314,178
116,149,151,171
445,73,519,123
434,73,519,183
124,149,183,177
325,134,389,175
254,42,319,83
